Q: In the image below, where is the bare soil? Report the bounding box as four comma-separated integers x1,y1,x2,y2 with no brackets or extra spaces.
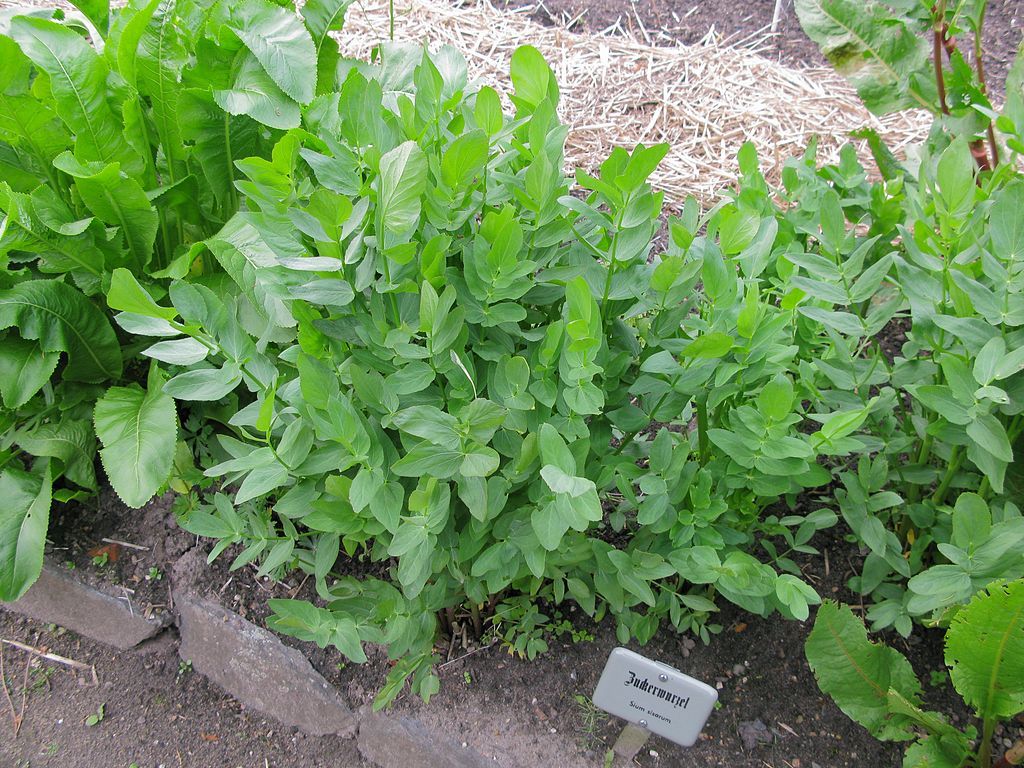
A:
4,489,1010,768
497,0,1022,96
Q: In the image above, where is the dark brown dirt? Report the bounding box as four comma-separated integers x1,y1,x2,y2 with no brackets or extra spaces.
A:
6,489,1008,768
497,0,1022,96
0,612,370,768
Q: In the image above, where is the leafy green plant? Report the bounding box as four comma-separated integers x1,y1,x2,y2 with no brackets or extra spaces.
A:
0,0,357,601
111,38,846,706
796,0,1010,170
84,702,105,727
806,580,1024,768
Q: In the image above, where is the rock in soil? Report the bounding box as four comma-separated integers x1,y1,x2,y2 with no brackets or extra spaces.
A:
175,592,357,737
358,708,493,768
3,561,169,649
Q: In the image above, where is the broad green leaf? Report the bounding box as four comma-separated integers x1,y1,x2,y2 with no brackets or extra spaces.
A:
214,54,301,130
0,338,59,409
16,419,96,490
509,45,557,112
441,130,488,189
53,154,159,271
966,414,1013,463
0,280,122,383
681,332,733,359
991,181,1024,263
107,268,176,320
805,601,922,740
377,140,427,236
945,580,1024,721
229,0,317,104
936,138,975,218
95,369,177,507
0,462,52,602
163,366,242,401
794,0,931,114
301,0,353,93
9,16,140,172
141,338,209,366
474,86,502,136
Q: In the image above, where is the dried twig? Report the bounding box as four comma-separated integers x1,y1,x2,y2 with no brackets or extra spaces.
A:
0,639,99,686
101,537,150,552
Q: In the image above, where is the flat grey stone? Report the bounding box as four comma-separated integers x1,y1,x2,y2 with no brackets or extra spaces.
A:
3,563,167,649
175,593,356,737
358,709,493,768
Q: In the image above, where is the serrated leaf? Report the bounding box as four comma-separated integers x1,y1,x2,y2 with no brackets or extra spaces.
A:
229,0,317,104
95,373,177,508
0,280,122,383
0,338,59,409
805,601,922,740
0,462,52,602
945,580,1024,721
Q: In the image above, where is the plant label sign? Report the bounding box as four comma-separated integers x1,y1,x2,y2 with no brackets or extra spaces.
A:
592,647,718,747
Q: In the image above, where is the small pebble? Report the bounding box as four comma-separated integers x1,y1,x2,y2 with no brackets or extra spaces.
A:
731,663,745,676
649,749,659,758
549,728,557,734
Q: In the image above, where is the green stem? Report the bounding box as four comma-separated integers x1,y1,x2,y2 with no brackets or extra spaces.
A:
696,396,710,465
931,444,962,506
979,716,995,768
612,391,670,455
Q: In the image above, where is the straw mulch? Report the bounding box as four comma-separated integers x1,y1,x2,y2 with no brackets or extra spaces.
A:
1,0,934,204
340,0,932,204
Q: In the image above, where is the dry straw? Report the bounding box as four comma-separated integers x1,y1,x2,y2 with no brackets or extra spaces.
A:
340,0,932,205
1,0,934,204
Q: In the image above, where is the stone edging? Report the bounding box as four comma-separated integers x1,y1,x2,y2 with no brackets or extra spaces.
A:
1,557,493,768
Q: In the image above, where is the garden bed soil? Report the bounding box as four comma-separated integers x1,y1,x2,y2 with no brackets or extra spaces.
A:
5,490,1017,768
497,0,1022,96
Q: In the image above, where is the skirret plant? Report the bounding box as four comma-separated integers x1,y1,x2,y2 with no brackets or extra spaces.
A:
806,580,1024,768
114,39,846,705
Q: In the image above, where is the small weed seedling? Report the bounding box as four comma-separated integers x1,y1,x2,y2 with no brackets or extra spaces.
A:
84,703,105,727
463,671,472,685
177,660,192,682
146,567,163,582
90,553,109,569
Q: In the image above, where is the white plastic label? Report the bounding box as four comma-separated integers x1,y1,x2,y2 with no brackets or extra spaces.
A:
592,647,718,747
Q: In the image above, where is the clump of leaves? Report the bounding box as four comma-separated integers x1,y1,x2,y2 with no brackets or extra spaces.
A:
122,39,841,706
806,580,1024,768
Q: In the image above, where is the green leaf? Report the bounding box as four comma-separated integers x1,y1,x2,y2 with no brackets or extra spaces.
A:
794,0,931,115
229,0,317,104
53,154,159,271
107,268,176,320
966,414,1013,463
936,138,975,218
9,16,139,172
377,140,427,236
441,130,488,189
680,332,733,359
16,419,96,490
0,462,52,602
509,45,557,112
0,339,59,409
95,369,178,508
990,182,1024,263
805,601,922,740
474,86,502,136
945,580,1024,722
214,54,301,130
0,280,122,383
163,366,242,401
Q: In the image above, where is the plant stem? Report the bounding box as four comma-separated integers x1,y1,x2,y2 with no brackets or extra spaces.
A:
388,0,394,40
696,395,710,465
973,1,1001,167
931,444,962,506
980,716,995,768
934,10,951,117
